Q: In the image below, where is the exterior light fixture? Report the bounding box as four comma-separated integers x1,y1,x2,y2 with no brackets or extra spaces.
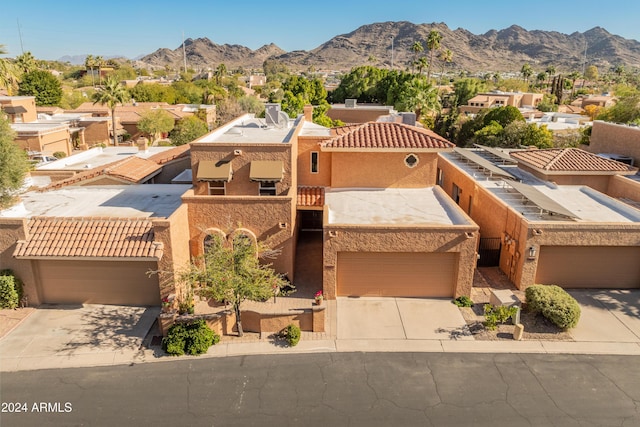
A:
528,246,537,259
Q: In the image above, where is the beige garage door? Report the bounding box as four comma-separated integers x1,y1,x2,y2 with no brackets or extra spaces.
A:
535,246,640,289
337,252,457,297
37,260,161,305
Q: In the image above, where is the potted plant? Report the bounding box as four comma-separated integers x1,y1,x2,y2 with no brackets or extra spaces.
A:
314,290,324,305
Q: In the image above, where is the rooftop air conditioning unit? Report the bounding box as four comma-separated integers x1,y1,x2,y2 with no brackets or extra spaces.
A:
265,103,281,125
345,99,357,108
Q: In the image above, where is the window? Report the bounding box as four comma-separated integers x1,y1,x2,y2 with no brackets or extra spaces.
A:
310,151,319,174
404,153,419,168
208,181,225,195
259,181,277,196
437,168,444,187
452,183,462,205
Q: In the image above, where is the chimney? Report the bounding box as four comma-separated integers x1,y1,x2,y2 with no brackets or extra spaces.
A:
137,137,149,152
303,105,313,121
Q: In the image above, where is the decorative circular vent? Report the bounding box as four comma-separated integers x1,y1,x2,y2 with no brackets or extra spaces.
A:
404,153,419,168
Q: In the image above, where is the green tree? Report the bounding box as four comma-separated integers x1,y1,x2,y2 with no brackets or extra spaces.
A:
92,76,129,146
0,45,20,95
521,63,533,87
169,116,208,145
410,41,424,73
18,70,63,106
585,65,598,83
597,93,640,124
84,54,96,87
0,114,30,208
537,94,558,112
15,51,37,74
95,55,105,85
474,120,504,146
438,49,453,86
395,76,441,120
238,95,265,116
215,63,227,85
426,30,442,82
183,234,290,337
138,109,175,142
130,83,177,104
483,105,524,128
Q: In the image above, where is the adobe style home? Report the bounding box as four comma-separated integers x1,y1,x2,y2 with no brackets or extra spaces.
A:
437,144,640,290
459,91,543,115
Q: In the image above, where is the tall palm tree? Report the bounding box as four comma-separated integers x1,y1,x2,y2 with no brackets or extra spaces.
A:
521,63,533,88
215,63,227,85
0,45,20,95
417,57,428,76
95,55,104,85
410,41,424,74
426,30,442,82
85,54,96,87
92,76,129,146
15,51,37,74
438,48,453,86
545,65,556,90
567,71,581,98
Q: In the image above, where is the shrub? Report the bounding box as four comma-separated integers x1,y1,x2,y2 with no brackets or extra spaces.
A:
483,304,518,330
162,319,219,356
281,324,301,347
453,296,474,307
0,270,23,302
525,285,581,329
0,275,19,309
52,151,67,159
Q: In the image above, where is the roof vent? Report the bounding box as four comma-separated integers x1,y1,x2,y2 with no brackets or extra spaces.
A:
400,112,416,126
345,99,357,108
265,103,281,126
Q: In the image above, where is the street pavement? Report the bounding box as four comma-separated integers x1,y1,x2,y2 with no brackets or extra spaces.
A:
1,352,639,426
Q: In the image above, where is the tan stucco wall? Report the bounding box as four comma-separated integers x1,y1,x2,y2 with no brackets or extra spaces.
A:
16,129,72,155
517,163,612,193
191,143,293,196
607,175,640,203
154,157,191,184
587,121,640,165
297,136,331,187
183,191,296,280
0,219,39,305
327,108,391,123
322,224,479,299
1,97,37,123
79,120,111,145
330,152,439,188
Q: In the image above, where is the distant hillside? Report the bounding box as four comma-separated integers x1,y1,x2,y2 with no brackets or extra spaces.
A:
137,22,640,72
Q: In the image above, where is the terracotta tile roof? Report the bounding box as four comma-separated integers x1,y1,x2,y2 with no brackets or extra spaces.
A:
297,186,325,207
43,157,162,190
147,144,191,165
510,148,638,173
323,122,455,150
14,217,164,259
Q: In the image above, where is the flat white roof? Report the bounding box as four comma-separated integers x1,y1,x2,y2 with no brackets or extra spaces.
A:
0,185,191,219
442,150,640,223
325,187,471,226
300,121,331,137
35,146,175,171
196,114,299,144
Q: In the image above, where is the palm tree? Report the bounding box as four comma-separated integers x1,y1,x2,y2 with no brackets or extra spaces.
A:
215,63,227,85
85,54,96,87
0,45,20,95
92,76,129,146
521,63,533,88
417,57,428,76
95,56,104,85
15,51,37,74
567,71,581,98
426,30,442,82
438,48,452,86
410,41,424,73
545,65,556,89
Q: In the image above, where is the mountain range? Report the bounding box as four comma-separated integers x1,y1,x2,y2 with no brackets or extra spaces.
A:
116,21,640,72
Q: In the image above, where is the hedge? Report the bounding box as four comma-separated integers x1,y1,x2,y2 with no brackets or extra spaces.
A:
525,285,581,329
162,319,219,356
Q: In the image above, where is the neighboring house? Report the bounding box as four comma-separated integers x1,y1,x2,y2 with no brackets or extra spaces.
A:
586,121,640,168
579,95,616,110
437,145,640,291
327,100,397,124
460,91,543,115
0,184,191,306
0,96,38,123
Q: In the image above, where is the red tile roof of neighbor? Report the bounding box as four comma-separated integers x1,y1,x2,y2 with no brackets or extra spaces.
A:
323,122,455,150
14,217,164,259
147,144,191,165
510,148,638,173
297,186,325,207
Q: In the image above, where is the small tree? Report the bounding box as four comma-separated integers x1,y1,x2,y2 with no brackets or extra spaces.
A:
92,76,129,146
182,234,291,337
18,70,63,106
0,114,30,208
169,116,208,145
138,109,175,143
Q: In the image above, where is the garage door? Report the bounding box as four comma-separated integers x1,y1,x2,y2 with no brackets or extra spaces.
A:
37,260,161,305
535,246,640,289
337,252,457,297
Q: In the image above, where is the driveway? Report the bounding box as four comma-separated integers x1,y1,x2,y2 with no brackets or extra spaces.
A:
568,290,640,342
0,304,159,371
337,297,472,340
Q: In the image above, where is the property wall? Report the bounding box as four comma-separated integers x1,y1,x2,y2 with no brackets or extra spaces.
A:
0,219,39,305
183,191,296,280
326,107,392,123
297,136,332,187
153,203,191,301
330,152,439,188
588,121,640,165
191,143,293,196
79,120,111,145
322,224,479,299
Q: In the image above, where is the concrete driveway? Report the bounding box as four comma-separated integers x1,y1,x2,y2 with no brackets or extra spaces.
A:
568,290,640,342
0,304,159,371
337,297,472,340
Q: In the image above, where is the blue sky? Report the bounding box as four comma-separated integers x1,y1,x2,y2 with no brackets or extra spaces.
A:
1,0,638,60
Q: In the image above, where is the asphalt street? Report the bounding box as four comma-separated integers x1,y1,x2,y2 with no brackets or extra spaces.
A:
1,352,639,426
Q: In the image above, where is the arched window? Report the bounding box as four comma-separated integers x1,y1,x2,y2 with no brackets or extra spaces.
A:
230,228,257,256
202,228,226,255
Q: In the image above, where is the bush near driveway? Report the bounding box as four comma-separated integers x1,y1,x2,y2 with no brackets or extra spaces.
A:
525,285,581,329
0,272,20,309
162,319,220,356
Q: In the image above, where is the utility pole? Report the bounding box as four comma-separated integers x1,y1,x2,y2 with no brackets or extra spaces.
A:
390,37,394,70
182,31,187,74
17,19,24,54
